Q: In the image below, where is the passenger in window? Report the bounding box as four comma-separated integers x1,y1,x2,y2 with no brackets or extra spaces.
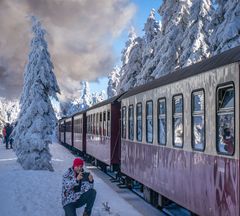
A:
222,127,234,154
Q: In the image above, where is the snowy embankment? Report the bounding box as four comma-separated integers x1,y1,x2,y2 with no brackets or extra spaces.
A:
0,141,143,216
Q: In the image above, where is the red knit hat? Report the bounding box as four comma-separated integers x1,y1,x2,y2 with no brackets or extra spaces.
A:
73,158,84,167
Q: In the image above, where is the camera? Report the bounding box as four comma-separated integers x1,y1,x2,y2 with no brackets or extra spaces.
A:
82,172,90,181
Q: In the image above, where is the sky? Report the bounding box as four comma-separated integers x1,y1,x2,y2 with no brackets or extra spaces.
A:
91,0,161,94
0,0,162,101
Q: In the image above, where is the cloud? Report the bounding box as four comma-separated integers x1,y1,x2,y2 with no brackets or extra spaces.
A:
0,0,136,99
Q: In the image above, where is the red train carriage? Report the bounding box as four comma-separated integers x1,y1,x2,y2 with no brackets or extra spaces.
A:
118,46,240,216
86,95,122,168
72,111,86,153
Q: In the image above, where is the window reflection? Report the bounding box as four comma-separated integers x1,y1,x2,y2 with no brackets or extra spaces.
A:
173,95,183,147
192,91,205,151
136,103,142,142
146,101,153,143
158,98,166,145
128,105,134,140
217,85,234,155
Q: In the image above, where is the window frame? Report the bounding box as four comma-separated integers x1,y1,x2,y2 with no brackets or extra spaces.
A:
103,111,106,136
146,100,153,144
216,82,235,156
158,97,167,145
191,89,206,152
122,106,127,139
107,110,111,137
136,102,142,142
128,105,134,140
172,94,184,148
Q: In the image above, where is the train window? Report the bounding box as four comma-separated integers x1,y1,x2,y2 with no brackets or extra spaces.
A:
128,105,134,140
96,113,99,135
66,120,72,132
100,113,102,136
103,112,106,136
107,110,111,137
136,103,142,142
74,118,80,133
216,84,235,155
90,115,93,134
158,98,166,145
146,101,153,143
122,107,126,139
93,114,95,134
79,118,82,134
81,118,83,134
60,122,64,132
192,90,205,151
172,95,184,147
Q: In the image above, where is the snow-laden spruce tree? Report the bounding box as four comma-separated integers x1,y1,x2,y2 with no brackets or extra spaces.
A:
179,0,214,67
119,36,143,92
137,9,161,85
118,28,137,93
59,99,73,117
13,16,60,171
151,0,192,78
209,0,240,54
0,98,20,124
80,81,92,109
118,27,144,92
107,66,120,98
92,91,105,105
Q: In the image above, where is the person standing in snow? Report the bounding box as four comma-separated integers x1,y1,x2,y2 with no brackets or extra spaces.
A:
5,123,13,149
2,125,6,145
62,158,96,216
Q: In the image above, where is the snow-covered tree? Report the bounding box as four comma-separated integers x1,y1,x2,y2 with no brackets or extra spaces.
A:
153,0,192,77
92,91,106,105
0,98,20,123
143,9,160,44
119,36,143,92
120,27,137,72
118,27,144,92
81,81,92,110
59,99,73,117
59,81,94,116
179,0,213,67
118,28,137,92
13,16,60,171
137,9,161,85
0,98,20,132
209,0,240,54
107,66,120,98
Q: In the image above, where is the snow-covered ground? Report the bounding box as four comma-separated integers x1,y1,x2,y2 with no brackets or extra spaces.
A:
0,140,163,216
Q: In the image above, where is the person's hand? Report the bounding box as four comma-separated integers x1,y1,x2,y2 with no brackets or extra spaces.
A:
88,173,93,182
76,172,83,181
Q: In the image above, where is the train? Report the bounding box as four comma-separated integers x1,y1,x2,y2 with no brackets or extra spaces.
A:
59,46,240,216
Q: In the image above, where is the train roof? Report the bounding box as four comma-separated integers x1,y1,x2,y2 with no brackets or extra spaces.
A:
119,45,240,100
72,110,85,117
58,117,68,122
59,93,126,120
85,93,125,112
